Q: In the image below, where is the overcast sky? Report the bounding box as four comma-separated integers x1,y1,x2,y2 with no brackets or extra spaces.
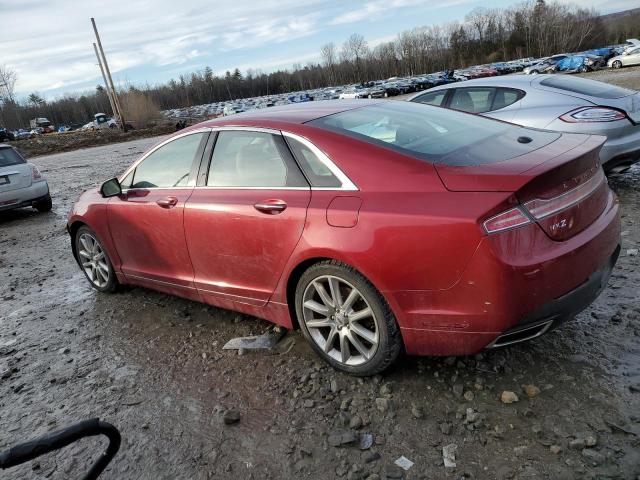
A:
2,0,635,99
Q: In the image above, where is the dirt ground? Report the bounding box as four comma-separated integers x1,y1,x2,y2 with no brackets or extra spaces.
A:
7,124,176,160
1,132,639,480
579,65,640,90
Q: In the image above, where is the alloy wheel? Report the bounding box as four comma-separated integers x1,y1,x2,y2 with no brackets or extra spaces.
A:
78,233,110,288
613,61,622,69
302,275,379,366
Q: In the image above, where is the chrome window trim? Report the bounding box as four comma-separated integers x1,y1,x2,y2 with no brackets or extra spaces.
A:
282,131,358,191
194,186,310,191
211,125,281,135
117,126,358,192
118,127,212,182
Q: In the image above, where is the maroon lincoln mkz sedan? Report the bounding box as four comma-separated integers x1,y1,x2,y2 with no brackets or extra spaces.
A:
68,100,620,375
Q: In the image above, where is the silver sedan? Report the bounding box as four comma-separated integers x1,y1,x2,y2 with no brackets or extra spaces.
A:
408,75,640,173
0,144,51,212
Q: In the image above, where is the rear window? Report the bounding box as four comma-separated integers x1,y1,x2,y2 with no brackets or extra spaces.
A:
308,101,560,166
540,76,634,99
0,147,25,167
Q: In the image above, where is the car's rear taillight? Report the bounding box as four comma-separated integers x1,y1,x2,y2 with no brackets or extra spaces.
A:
560,107,627,123
522,169,604,220
483,207,532,234
31,165,43,181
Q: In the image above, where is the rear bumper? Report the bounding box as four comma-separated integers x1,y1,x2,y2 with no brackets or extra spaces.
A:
0,181,49,211
486,244,619,348
393,189,620,356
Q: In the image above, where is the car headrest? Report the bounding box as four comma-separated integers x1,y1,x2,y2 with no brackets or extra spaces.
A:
452,90,474,112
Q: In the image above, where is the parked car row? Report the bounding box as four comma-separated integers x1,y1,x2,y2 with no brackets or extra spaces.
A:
163,42,639,123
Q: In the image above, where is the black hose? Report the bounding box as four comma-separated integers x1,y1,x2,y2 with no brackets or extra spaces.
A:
0,418,121,480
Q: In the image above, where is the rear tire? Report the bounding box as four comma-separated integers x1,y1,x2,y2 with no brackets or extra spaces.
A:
295,260,401,376
34,194,52,213
75,226,119,293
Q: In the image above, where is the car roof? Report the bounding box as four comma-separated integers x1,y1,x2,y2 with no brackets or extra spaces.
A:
412,76,534,95
199,99,379,127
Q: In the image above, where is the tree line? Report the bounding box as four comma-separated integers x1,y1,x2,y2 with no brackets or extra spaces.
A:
1,0,639,130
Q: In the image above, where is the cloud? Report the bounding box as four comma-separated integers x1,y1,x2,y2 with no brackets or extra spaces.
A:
3,0,327,95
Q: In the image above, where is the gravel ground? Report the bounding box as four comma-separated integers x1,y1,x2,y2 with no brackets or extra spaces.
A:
1,137,640,480
579,66,640,90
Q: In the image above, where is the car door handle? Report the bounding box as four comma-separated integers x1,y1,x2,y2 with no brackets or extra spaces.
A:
254,199,287,215
156,196,178,209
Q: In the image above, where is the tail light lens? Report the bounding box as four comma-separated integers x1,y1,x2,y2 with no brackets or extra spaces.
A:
483,207,531,234
31,165,43,181
523,169,604,219
560,107,627,123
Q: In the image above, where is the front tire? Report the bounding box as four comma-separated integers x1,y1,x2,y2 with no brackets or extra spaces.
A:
75,226,119,293
612,60,622,69
295,260,401,376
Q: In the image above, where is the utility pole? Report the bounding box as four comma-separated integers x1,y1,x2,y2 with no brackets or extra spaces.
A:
91,17,126,131
93,43,118,121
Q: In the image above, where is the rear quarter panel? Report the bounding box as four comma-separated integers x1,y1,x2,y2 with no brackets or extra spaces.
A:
268,125,504,327
513,90,591,129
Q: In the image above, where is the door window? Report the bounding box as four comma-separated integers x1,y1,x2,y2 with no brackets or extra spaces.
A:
412,90,446,107
450,88,495,113
131,132,206,189
207,131,307,187
285,137,342,188
491,88,524,110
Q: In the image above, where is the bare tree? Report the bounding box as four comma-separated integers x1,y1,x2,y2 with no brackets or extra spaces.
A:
320,43,338,85
0,65,17,103
466,7,491,60
343,33,369,82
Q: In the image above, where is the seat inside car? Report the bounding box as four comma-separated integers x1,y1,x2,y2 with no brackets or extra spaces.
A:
492,89,507,110
451,90,475,112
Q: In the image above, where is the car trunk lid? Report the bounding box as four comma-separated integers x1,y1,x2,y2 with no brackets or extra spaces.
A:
533,75,640,123
0,163,33,194
436,133,608,241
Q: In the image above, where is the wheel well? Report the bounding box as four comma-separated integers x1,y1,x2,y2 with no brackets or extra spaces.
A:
68,221,87,261
286,257,332,330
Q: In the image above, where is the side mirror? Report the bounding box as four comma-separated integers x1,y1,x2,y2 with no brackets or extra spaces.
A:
100,178,122,198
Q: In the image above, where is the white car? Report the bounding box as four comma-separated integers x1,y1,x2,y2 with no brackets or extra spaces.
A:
0,144,51,213
223,104,246,116
623,38,640,52
608,46,640,69
339,87,368,99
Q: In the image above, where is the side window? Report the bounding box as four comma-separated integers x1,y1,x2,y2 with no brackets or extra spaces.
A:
285,137,342,188
450,88,495,113
412,90,446,107
491,88,524,111
131,133,205,189
207,131,307,187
